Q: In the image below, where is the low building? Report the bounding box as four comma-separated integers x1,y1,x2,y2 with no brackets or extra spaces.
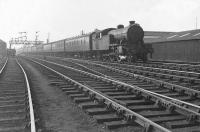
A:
144,29,200,63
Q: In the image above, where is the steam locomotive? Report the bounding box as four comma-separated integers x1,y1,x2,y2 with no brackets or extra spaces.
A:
20,21,150,62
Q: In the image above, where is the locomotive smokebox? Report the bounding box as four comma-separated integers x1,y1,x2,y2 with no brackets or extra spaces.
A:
127,24,144,44
129,21,135,25
117,24,124,29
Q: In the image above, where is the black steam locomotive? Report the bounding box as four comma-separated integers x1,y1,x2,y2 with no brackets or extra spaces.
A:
21,21,150,62
103,21,147,62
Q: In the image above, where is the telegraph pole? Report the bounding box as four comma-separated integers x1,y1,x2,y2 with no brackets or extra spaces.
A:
35,31,39,45
47,32,50,43
9,38,14,49
9,31,43,50
9,32,26,49
196,16,198,29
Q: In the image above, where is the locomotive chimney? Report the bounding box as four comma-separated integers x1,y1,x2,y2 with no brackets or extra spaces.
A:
129,21,135,25
117,24,124,29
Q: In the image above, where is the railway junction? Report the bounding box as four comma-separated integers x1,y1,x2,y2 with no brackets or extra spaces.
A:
0,1,200,131
1,26,200,132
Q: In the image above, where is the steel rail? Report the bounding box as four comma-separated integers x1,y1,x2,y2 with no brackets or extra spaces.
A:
63,58,200,113
16,58,36,132
25,56,172,132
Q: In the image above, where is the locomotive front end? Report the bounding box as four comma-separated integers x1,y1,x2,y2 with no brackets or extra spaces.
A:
108,21,147,62
126,21,147,61
127,21,144,44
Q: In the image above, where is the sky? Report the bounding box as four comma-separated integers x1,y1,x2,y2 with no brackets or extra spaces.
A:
0,0,200,47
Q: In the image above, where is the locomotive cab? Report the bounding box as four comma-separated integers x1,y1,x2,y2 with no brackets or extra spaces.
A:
91,28,115,60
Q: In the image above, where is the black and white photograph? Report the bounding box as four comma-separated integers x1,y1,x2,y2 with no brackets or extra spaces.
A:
0,0,200,131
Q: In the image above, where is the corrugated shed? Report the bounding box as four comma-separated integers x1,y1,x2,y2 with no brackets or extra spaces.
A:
144,31,173,36
144,31,173,43
145,29,200,43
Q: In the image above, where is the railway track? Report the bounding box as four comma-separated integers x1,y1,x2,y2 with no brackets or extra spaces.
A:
64,57,200,73
50,56,200,72
70,58,200,90
0,57,35,132
22,56,200,132
77,60,200,90
115,62,200,83
135,61,200,72
40,56,200,83
37,56,200,113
